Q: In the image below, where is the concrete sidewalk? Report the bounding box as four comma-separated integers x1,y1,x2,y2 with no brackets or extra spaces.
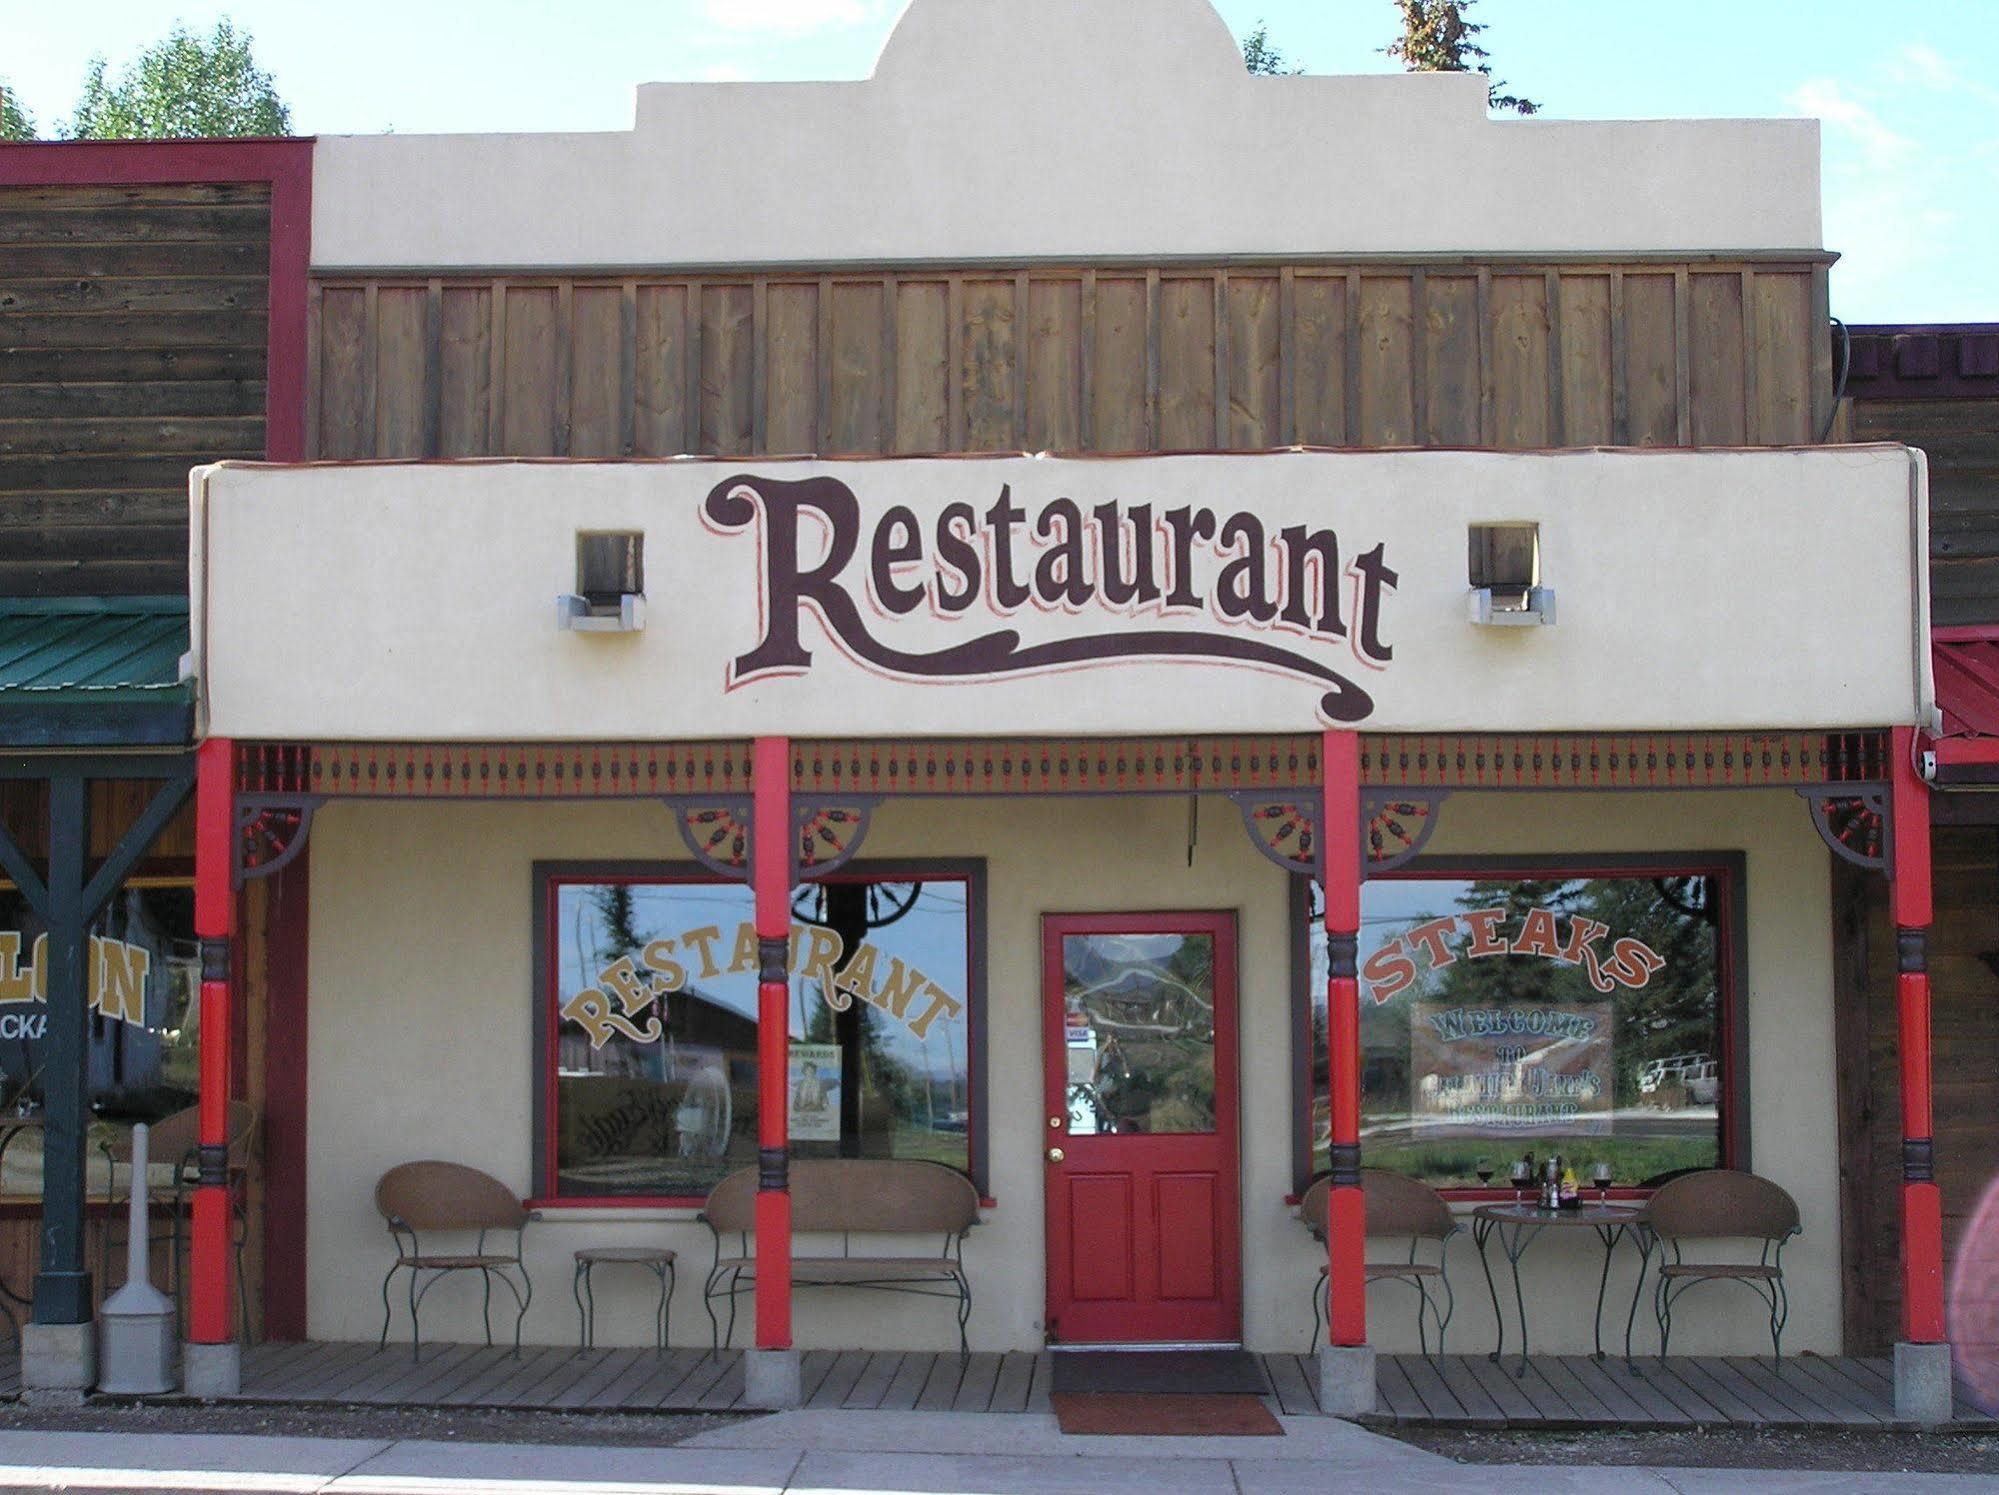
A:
0,1416,1990,1493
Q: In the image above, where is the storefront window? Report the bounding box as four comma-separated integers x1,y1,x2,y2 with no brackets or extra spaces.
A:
0,881,200,1194
1301,864,1737,1192
540,866,980,1203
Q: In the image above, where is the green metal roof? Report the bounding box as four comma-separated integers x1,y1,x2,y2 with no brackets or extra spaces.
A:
0,597,190,699
0,598,192,749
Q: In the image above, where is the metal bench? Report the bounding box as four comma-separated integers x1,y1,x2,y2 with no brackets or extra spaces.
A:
700,1158,980,1354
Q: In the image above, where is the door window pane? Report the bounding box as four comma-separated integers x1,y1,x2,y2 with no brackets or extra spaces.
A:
1062,932,1216,1135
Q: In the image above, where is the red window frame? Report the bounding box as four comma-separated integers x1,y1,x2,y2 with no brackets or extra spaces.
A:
1295,855,1745,1202
533,861,984,1209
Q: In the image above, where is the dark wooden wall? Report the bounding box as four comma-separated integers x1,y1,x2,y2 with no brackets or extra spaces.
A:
0,181,270,597
1850,398,1999,627
308,261,1833,460
1835,834,1999,1354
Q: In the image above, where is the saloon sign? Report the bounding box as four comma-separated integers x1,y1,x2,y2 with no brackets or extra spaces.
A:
0,931,155,1041
702,473,1397,724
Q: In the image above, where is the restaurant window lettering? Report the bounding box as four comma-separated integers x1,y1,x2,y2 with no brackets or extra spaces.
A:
1301,868,1734,1192
1,882,201,1123
542,869,978,1202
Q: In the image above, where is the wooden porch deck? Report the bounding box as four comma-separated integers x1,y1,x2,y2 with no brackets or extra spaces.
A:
3,1344,1994,1427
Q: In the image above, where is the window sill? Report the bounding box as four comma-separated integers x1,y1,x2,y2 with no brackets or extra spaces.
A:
1284,1187,1658,1209
527,1195,1000,1215
526,1198,707,1218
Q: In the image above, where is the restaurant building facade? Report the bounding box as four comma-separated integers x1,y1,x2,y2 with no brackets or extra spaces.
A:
5,0,1964,1421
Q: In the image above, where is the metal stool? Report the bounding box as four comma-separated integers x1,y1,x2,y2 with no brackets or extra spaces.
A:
572,1246,677,1350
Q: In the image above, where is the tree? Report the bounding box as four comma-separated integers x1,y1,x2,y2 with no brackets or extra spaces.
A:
1383,0,1538,116
0,83,34,141
1241,21,1305,76
67,20,292,140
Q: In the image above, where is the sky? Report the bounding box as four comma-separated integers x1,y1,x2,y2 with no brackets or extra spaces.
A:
3,0,1994,323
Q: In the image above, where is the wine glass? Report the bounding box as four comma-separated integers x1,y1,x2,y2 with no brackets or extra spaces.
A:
1509,1158,1530,1205
1475,1158,1495,1190
1591,1160,1614,1203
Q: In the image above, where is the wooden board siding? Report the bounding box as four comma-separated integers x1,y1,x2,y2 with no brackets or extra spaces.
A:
1835,835,1999,1355
1850,398,1999,627
308,262,1832,461
0,182,272,597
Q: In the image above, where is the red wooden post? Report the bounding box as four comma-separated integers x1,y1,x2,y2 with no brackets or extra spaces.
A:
1322,729,1366,1347
752,736,793,1350
1890,725,1946,1344
190,737,237,1347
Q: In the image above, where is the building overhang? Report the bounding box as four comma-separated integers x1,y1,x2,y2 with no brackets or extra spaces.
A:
190,446,1930,744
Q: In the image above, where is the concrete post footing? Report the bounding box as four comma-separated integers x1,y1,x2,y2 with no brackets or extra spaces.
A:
182,1341,241,1399
743,1348,804,1409
1894,1340,1953,1425
1317,1343,1377,1417
21,1322,94,1397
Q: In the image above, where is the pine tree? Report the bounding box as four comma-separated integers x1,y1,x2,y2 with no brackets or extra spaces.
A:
1241,21,1305,76
1384,0,1539,116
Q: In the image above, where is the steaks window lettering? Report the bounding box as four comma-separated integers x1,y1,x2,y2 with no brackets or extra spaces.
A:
1301,867,1735,1193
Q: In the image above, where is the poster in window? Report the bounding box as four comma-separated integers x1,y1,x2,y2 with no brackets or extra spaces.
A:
788,1041,841,1142
1408,1002,1613,1137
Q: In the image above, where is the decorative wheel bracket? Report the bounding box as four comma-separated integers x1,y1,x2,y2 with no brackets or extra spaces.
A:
1798,787,1889,871
1228,789,1448,880
234,794,325,887
671,797,877,883
1361,791,1448,875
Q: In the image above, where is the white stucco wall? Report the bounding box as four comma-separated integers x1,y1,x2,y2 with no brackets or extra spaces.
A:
303,785,1838,1357
192,447,1931,742
308,0,1821,270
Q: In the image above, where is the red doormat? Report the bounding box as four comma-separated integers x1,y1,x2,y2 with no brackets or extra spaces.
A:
1050,1391,1284,1436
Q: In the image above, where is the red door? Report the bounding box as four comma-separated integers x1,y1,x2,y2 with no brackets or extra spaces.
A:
1042,912,1240,1345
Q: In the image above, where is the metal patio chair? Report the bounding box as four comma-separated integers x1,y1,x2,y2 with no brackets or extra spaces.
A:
97,1101,258,1340
1302,1168,1460,1355
1645,1168,1801,1367
374,1160,537,1361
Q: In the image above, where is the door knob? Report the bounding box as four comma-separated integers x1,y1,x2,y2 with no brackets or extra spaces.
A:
1047,1147,1066,1163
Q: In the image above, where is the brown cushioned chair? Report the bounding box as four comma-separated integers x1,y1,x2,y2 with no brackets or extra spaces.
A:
1644,1168,1800,1365
1300,1169,1460,1355
700,1158,980,1354
374,1160,537,1361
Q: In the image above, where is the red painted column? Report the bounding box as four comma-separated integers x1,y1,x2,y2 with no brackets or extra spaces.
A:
190,737,237,1346
1322,730,1367,1347
751,737,793,1350
1889,725,1946,1344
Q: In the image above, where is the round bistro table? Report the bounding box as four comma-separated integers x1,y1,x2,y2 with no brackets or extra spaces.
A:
1470,1200,1651,1375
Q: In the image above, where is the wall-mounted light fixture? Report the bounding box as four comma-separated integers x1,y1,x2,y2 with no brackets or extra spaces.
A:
1467,521,1555,626
558,531,646,632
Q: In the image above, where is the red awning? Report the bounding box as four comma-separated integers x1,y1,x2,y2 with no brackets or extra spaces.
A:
1932,627,1999,768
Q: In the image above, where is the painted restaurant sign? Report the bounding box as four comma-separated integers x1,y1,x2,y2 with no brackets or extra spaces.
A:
562,917,965,1051
703,473,1397,723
